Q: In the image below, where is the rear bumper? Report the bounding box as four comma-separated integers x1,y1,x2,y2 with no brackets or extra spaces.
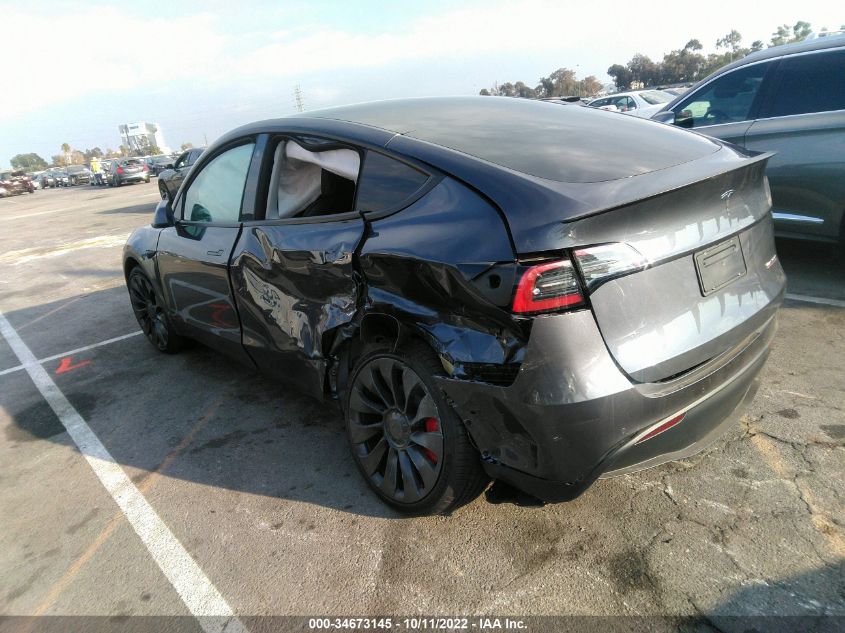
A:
436,304,780,503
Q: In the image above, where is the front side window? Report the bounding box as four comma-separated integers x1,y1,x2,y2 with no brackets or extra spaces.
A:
674,61,772,128
182,143,254,223
639,90,673,105
355,151,428,214
174,151,190,170
765,49,845,118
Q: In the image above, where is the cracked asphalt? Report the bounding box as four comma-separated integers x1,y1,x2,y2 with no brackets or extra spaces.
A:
0,184,842,630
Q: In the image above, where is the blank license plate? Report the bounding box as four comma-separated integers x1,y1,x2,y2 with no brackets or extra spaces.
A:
694,235,747,296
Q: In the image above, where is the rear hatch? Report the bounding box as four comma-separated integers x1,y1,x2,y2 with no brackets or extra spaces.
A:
560,158,785,383
121,161,144,175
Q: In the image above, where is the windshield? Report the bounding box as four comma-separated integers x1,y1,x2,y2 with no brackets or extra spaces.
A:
639,90,674,105
67,166,86,173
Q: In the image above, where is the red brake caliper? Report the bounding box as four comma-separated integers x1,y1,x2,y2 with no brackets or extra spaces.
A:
421,417,440,464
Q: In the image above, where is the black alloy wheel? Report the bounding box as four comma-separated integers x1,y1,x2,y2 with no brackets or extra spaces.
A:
346,342,488,515
127,268,182,353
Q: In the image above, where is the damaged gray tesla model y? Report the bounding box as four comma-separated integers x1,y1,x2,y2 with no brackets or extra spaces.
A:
123,97,786,515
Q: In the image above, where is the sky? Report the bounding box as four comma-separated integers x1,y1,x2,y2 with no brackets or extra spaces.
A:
0,0,840,166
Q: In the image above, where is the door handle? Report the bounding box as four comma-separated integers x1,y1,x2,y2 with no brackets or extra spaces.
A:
207,249,224,257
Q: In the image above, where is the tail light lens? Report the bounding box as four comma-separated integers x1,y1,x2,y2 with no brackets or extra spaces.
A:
512,258,584,314
572,243,648,291
143,164,149,171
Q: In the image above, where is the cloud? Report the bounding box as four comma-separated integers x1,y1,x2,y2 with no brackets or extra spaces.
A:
237,2,587,79
0,7,227,120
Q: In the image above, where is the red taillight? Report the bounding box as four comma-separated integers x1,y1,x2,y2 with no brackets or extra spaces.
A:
512,258,584,314
635,413,686,444
143,164,149,171
117,166,124,174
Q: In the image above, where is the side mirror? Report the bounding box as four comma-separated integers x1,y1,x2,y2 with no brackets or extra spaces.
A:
151,198,175,228
651,110,676,125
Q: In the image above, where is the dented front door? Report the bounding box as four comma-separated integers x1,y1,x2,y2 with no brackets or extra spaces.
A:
230,218,366,398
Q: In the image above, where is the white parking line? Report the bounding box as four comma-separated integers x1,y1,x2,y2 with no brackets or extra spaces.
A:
785,293,845,309
0,331,144,377
0,311,247,633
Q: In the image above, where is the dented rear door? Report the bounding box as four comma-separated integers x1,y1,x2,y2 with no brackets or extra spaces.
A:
230,216,366,398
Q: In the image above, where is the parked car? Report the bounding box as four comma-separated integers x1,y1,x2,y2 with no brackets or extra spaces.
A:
123,97,785,515
156,147,205,199
54,169,70,187
66,165,92,186
0,170,35,194
587,90,675,118
652,33,845,244
108,158,150,186
146,155,175,176
27,172,42,189
40,169,59,188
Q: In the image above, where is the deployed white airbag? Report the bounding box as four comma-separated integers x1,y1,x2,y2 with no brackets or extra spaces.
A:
267,141,360,219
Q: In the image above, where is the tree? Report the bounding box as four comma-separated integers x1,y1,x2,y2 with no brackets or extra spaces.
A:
750,40,764,52
118,145,130,157
770,21,812,47
479,88,491,96
148,146,163,155
83,147,103,161
10,153,48,171
627,53,660,87
180,142,194,151
607,64,633,90
579,76,603,97
513,81,535,98
51,154,67,167
716,30,742,54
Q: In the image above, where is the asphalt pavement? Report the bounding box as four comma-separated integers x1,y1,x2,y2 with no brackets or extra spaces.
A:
0,184,842,632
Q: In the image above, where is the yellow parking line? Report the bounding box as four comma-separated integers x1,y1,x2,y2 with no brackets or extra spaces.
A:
751,432,845,557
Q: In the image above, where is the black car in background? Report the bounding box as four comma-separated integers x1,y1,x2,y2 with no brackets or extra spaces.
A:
145,155,176,176
124,97,785,515
156,147,204,199
108,158,150,186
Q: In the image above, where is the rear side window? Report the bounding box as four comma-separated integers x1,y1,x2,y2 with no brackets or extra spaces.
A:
765,49,845,118
355,152,428,214
675,61,771,127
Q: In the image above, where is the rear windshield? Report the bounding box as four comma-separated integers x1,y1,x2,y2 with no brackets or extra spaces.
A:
67,166,86,173
313,97,719,183
639,90,674,105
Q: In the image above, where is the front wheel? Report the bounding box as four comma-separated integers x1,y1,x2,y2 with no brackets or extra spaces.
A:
127,268,183,353
345,341,488,515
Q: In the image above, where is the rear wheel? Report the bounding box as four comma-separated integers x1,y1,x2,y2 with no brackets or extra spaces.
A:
345,341,488,515
127,268,183,353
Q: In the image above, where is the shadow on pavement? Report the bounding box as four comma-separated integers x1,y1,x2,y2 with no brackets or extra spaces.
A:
776,237,845,301
1,286,398,519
